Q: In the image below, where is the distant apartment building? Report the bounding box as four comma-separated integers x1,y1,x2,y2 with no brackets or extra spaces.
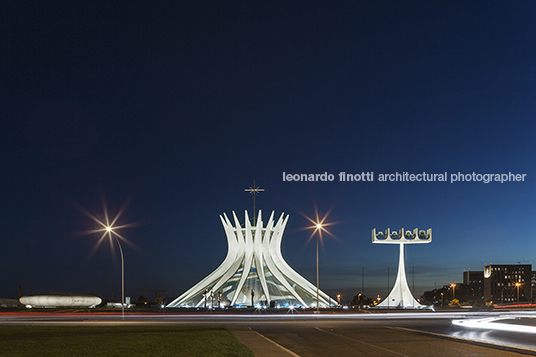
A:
462,270,484,300
463,270,484,285
483,264,532,304
532,271,536,303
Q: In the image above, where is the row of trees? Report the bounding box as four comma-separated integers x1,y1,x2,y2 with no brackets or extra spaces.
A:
349,283,486,308
419,284,483,307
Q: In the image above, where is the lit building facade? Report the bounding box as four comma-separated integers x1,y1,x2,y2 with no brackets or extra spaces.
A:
532,271,536,303
483,264,532,304
167,211,337,308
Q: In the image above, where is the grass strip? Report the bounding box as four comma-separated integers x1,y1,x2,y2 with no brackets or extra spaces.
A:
0,325,253,357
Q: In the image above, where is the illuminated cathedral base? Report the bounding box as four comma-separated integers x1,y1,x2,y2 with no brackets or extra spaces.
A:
167,210,337,309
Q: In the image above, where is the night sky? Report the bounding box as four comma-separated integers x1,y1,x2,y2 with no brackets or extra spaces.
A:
2,1,535,304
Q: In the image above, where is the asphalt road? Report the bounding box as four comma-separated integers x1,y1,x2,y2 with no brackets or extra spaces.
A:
247,319,536,357
1,311,535,356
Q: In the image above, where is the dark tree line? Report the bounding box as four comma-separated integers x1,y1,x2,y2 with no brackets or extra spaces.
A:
420,284,484,307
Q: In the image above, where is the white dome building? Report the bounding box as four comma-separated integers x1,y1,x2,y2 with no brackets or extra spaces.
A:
19,294,102,308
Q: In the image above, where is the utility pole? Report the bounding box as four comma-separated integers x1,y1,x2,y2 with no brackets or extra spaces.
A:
362,267,364,296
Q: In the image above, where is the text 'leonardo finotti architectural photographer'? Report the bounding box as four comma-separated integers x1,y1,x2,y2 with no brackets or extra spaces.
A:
282,172,527,183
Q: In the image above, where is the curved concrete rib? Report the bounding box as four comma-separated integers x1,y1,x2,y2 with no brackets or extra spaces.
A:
167,211,336,308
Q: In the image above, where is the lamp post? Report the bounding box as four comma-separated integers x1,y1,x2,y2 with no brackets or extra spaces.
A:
361,267,364,296
77,198,136,322
304,208,335,312
515,282,521,303
450,283,456,300
106,226,125,321
500,284,511,304
315,223,321,313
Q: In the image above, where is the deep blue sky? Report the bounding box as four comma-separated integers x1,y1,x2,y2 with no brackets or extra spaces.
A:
1,1,535,303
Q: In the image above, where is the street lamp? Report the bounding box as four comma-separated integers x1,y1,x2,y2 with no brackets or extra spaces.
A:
77,198,137,322
315,222,322,313
450,284,456,300
515,282,521,303
106,226,125,320
303,207,336,313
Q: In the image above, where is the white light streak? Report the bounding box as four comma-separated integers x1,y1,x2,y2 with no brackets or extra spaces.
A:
453,316,536,334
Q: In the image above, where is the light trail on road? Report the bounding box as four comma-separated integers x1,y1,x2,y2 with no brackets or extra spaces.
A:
1,310,535,321
1,310,536,354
